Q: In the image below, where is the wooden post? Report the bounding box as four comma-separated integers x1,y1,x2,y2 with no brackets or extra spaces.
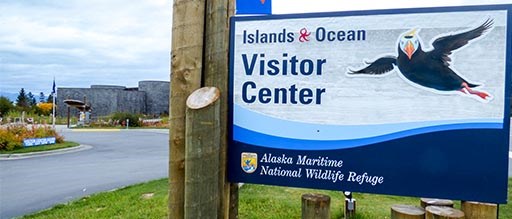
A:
67,106,70,128
184,87,221,219
203,0,236,218
425,206,465,219
420,198,454,208
391,204,425,219
461,201,498,219
301,193,331,219
169,0,206,218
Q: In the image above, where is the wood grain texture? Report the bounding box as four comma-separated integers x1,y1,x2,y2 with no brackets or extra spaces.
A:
184,93,220,219
391,204,425,219
169,0,205,218
425,206,465,219
461,201,497,219
301,193,331,219
421,198,454,208
203,0,235,218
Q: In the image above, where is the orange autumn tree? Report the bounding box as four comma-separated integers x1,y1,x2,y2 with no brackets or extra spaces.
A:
37,102,54,115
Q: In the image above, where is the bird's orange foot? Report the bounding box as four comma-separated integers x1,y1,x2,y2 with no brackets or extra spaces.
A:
460,82,491,100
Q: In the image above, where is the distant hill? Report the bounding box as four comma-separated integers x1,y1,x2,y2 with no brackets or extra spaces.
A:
0,92,17,102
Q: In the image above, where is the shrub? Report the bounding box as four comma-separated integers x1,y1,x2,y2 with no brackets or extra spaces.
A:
0,125,64,151
0,128,23,150
111,112,142,127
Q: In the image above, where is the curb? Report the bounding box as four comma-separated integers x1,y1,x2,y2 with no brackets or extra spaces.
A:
0,145,93,160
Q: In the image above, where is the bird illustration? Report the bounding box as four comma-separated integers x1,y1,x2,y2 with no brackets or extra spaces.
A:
348,19,493,101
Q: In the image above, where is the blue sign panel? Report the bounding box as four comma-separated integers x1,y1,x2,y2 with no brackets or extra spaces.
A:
236,0,272,15
228,5,512,203
23,137,57,147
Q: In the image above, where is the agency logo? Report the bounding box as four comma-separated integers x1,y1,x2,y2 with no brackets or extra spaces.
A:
241,152,258,174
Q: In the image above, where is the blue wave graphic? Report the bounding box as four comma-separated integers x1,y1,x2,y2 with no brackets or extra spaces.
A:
234,104,503,140
233,122,502,150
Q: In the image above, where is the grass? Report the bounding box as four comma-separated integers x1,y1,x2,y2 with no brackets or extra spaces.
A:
23,178,512,219
0,141,79,154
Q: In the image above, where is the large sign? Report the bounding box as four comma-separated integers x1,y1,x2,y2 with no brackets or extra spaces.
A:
228,5,511,203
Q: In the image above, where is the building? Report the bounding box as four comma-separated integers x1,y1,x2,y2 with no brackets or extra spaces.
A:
56,81,169,117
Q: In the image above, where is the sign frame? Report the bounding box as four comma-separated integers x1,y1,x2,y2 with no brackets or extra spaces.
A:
228,4,512,203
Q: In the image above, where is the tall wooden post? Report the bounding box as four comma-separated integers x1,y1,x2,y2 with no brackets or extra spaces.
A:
67,106,70,128
184,87,221,219
203,0,236,218
169,0,206,218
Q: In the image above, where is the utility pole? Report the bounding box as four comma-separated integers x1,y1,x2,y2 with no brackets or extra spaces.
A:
169,0,236,218
169,1,206,218
203,1,236,218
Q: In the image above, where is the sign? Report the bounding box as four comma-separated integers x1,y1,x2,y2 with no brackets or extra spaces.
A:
23,137,57,147
228,5,512,203
236,0,272,15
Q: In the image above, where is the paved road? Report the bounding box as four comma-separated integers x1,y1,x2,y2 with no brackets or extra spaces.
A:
0,128,168,219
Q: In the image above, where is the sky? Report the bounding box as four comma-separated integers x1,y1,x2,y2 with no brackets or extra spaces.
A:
1,0,511,97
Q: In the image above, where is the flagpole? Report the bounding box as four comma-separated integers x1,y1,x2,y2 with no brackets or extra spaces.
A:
52,93,56,128
52,78,56,129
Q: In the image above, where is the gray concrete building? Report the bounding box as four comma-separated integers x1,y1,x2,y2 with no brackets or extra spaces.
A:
56,81,169,117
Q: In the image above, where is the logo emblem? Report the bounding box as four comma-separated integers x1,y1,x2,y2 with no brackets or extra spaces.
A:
241,152,258,173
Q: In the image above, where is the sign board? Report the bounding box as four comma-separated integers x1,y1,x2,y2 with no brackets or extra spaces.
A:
23,137,57,147
228,5,512,203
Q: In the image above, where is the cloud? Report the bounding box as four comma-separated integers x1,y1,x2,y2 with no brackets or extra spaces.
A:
1,0,510,95
0,0,171,94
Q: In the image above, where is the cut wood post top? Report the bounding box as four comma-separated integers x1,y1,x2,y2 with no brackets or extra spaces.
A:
461,201,498,207
425,206,465,218
302,193,331,202
391,204,425,215
186,87,221,109
420,198,454,208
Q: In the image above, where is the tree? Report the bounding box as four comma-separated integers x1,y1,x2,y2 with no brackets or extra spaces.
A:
39,92,45,103
27,92,36,106
47,93,54,103
16,88,29,108
0,96,13,116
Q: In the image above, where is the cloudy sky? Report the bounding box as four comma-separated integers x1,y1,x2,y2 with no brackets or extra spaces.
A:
1,0,511,97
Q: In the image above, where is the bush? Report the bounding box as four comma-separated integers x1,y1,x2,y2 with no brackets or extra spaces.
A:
0,125,64,151
111,112,142,127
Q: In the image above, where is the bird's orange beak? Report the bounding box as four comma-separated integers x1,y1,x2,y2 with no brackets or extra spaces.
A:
404,41,415,60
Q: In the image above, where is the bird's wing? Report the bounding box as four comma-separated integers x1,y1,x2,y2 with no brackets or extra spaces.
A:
348,56,397,75
430,19,493,66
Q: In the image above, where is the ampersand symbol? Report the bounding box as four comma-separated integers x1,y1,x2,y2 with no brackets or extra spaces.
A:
299,28,311,42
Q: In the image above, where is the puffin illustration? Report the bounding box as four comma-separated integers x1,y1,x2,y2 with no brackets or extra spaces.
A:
348,19,493,101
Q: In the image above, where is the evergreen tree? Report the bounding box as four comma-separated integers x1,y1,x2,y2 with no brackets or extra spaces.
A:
39,92,46,103
47,93,54,103
27,92,36,106
16,88,29,108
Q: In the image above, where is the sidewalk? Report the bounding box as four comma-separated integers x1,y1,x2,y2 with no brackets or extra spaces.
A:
54,125,169,134
0,144,92,160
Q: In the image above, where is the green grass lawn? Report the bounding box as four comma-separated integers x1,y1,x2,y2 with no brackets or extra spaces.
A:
0,141,79,154
23,178,512,219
